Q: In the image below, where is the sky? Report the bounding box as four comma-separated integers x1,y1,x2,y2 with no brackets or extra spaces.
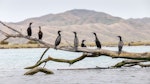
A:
0,0,150,22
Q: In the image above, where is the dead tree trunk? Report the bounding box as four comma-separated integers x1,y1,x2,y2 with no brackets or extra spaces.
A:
0,21,150,75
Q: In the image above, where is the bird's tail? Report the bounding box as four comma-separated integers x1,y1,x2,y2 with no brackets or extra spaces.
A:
54,46,57,50
118,49,122,55
74,47,78,51
118,51,121,55
97,47,101,49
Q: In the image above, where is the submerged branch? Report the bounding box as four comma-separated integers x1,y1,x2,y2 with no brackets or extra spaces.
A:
24,67,54,75
113,60,149,68
25,49,150,69
36,47,50,64
25,53,91,69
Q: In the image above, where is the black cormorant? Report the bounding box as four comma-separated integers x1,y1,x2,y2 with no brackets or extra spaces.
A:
54,30,61,49
81,40,86,47
73,32,79,51
117,36,124,55
93,32,101,49
38,26,43,40
27,22,32,37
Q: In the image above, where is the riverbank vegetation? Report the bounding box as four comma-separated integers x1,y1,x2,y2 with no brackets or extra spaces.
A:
0,41,150,49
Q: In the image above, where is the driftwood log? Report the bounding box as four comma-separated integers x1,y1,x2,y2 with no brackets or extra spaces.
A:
112,60,149,68
24,67,54,75
0,21,150,75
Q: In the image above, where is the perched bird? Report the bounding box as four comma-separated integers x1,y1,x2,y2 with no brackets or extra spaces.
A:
73,32,79,51
54,30,61,49
117,36,124,55
27,22,32,37
81,40,86,47
93,32,101,49
38,26,43,40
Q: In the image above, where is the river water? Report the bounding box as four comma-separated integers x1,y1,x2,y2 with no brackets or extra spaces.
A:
0,46,150,84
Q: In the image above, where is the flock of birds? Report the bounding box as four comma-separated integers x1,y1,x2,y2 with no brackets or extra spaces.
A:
27,22,124,54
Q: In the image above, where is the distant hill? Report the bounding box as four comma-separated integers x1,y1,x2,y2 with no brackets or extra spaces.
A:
0,9,150,45
18,9,123,25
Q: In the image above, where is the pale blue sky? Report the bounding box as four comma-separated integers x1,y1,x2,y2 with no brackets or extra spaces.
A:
0,0,150,22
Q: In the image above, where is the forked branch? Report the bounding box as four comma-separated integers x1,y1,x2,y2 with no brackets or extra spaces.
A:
0,21,150,75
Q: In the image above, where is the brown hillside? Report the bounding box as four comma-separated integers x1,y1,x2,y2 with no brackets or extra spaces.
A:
0,9,150,45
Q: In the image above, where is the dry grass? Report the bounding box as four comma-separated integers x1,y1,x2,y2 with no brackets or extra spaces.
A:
0,41,149,49
0,44,41,49
59,41,150,47
127,41,150,46
0,41,9,45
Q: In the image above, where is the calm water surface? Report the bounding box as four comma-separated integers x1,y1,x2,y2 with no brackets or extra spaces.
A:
0,46,150,84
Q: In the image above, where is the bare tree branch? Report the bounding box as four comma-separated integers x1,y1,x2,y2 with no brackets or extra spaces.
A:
25,50,150,69
0,21,150,60
0,21,150,75
0,29,19,41
0,30,9,36
25,53,90,69
0,21,22,35
112,60,148,68
24,67,54,75
36,47,50,64
0,21,54,47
